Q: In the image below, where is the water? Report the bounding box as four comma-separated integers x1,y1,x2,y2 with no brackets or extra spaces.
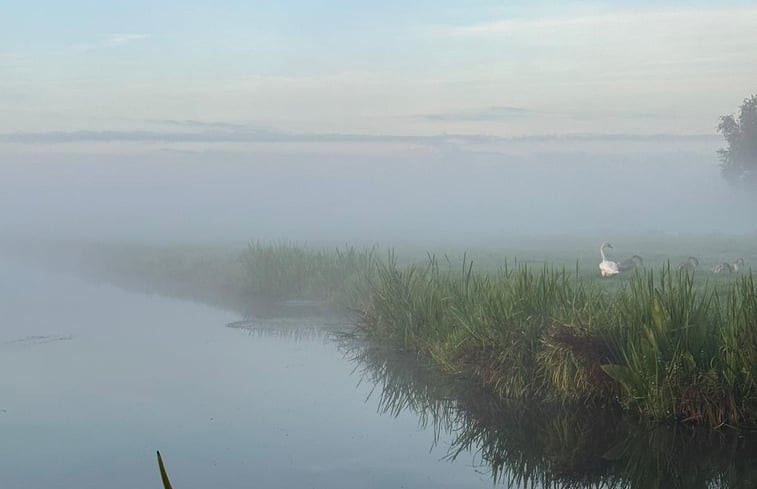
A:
0,261,494,489
3,260,757,489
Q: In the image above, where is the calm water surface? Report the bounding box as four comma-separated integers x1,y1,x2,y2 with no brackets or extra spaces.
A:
3,260,757,489
0,260,495,489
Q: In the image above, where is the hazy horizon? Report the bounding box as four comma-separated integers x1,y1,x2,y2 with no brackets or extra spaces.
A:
2,140,756,246
2,1,756,246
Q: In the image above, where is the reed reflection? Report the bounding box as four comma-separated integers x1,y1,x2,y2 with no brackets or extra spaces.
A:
344,341,757,489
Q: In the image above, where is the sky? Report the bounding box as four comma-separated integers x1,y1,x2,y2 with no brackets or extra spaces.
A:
1,1,756,243
2,0,756,139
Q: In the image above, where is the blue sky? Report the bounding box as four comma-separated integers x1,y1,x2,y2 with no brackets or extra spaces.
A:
2,0,756,140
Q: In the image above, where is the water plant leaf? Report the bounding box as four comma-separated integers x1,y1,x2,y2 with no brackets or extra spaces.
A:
157,451,174,489
600,364,643,399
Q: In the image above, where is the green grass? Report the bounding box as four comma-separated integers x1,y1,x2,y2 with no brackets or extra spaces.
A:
239,241,375,308
36,237,757,428
358,255,757,428
71,241,376,315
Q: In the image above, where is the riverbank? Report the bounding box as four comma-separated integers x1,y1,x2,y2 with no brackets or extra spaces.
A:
10,237,756,429
346,340,757,488
359,256,757,428
75,241,375,316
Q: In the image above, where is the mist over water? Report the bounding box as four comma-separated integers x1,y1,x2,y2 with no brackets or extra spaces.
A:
2,142,754,245
4,2,757,487
0,260,498,489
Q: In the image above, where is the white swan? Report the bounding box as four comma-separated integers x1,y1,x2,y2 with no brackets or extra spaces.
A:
676,256,699,272
599,242,620,277
713,258,744,274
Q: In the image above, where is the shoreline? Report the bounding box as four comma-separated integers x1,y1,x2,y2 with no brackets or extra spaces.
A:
12,239,757,430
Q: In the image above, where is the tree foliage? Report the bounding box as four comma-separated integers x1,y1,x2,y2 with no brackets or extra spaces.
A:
718,94,757,185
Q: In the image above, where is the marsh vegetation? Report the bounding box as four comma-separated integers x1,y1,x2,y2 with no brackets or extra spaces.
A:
347,341,757,489
359,255,757,428
58,237,757,429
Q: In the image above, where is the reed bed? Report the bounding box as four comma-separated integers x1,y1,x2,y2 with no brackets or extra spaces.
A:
239,241,375,308
358,257,757,429
67,240,757,428
78,243,249,311
74,241,376,314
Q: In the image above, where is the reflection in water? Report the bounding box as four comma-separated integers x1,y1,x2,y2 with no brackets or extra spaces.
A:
226,316,352,341
4,334,75,345
344,341,757,489
238,297,337,320
232,297,356,340
227,321,328,342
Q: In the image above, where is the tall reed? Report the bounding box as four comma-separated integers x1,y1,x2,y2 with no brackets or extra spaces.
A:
240,241,375,306
77,240,757,427
358,257,757,428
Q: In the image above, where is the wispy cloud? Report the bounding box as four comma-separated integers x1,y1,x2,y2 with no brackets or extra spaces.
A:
452,15,618,36
151,119,255,130
449,8,757,38
66,33,151,53
419,106,670,123
104,33,150,47
0,128,719,145
443,6,757,77
420,106,530,121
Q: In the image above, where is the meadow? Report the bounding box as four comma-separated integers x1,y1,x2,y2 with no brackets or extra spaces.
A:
47,235,757,429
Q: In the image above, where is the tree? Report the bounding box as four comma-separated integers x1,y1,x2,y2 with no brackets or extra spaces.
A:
717,94,757,185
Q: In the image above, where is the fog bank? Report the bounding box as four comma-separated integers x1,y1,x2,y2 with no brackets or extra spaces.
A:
2,141,754,246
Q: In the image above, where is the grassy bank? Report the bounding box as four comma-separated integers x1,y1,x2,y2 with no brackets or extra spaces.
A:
358,255,757,428
16,237,756,429
239,241,374,309
58,241,376,316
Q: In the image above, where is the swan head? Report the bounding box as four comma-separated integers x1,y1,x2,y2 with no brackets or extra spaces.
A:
735,258,745,266
688,256,699,267
601,241,613,250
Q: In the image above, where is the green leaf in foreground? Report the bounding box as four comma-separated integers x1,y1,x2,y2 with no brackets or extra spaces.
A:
157,451,174,489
